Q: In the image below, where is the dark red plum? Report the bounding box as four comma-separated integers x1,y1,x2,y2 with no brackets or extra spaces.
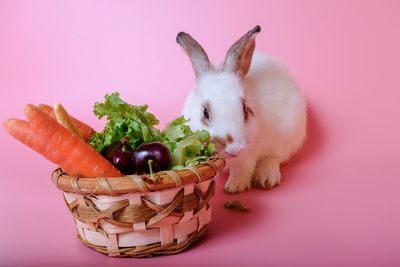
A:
112,149,135,174
133,142,171,174
104,140,135,174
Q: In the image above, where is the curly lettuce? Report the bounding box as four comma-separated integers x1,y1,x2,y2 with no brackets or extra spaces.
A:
162,116,215,169
88,92,161,153
88,92,216,169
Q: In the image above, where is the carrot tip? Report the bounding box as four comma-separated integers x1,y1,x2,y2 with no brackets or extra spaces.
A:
3,118,12,130
24,104,36,116
3,118,28,134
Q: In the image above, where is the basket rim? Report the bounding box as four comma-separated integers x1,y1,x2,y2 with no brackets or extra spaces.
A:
52,156,225,195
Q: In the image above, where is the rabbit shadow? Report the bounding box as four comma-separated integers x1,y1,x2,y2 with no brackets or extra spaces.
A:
291,102,324,163
280,101,325,180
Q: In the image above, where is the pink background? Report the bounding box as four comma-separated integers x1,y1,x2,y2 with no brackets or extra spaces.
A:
1,0,400,266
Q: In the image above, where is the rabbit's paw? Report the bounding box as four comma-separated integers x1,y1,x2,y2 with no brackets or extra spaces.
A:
252,157,281,189
224,175,251,194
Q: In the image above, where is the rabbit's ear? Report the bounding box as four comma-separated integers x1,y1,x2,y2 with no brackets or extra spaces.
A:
176,32,212,78
223,25,261,77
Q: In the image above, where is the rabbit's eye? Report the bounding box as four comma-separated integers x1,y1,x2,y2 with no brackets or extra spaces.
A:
201,102,211,125
203,107,210,120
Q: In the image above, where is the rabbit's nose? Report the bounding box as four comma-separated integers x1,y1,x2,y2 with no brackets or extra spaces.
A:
224,151,239,158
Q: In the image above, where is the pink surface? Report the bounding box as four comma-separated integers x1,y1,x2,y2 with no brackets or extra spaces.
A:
1,0,400,266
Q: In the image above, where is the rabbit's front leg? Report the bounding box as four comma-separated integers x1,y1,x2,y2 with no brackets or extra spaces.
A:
252,157,282,189
224,156,256,194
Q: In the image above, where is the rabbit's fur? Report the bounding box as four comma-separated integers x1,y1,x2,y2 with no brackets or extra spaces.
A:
177,26,307,193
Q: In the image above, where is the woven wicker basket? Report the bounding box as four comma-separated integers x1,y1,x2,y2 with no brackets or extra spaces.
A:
52,156,225,257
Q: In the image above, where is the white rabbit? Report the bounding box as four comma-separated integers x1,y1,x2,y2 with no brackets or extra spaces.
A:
177,25,307,193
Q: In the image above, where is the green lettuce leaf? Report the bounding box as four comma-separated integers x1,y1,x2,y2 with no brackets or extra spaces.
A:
162,116,192,142
162,116,216,169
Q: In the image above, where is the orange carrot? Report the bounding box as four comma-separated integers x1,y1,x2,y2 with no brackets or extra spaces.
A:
38,104,96,141
22,104,122,178
3,118,80,176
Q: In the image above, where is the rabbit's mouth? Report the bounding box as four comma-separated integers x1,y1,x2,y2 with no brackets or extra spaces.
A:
224,152,239,159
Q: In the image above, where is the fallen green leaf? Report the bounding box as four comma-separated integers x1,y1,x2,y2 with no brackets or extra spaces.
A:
224,200,250,212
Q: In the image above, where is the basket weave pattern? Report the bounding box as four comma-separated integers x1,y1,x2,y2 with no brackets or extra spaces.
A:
52,156,224,257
